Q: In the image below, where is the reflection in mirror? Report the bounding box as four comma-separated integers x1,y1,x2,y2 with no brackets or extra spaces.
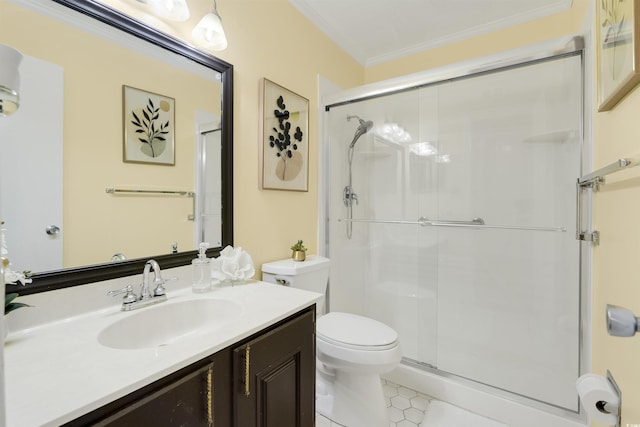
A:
0,0,233,294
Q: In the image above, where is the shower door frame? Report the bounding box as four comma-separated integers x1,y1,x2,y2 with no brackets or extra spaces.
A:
319,35,591,422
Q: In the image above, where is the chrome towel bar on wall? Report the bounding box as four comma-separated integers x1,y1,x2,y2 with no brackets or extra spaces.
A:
576,158,638,244
105,187,196,220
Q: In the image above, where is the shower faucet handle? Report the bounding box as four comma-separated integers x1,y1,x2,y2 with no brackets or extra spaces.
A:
343,186,359,207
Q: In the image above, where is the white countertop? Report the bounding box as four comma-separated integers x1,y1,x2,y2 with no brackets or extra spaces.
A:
4,280,321,427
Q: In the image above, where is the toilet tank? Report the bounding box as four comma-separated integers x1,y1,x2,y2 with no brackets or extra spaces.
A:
261,255,330,313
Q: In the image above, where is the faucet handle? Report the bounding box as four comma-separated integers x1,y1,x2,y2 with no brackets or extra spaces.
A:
154,276,178,297
107,284,137,304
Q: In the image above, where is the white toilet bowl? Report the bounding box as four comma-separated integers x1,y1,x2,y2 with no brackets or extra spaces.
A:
261,257,402,427
316,311,402,427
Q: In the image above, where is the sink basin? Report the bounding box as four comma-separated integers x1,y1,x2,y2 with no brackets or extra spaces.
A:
98,298,242,350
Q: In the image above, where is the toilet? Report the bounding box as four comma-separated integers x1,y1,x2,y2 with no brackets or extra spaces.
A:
262,255,402,427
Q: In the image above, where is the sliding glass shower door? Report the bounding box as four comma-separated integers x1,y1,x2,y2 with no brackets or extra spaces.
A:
326,52,582,411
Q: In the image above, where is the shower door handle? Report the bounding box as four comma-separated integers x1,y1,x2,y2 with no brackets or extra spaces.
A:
418,217,485,227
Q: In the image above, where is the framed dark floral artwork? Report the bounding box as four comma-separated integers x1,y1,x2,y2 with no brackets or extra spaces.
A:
123,85,175,165
597,0,640,111
259,78,309,191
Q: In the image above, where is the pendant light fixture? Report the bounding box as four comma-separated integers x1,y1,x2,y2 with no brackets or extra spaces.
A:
192,0,228,51
0,45,23,117
148,0,190,22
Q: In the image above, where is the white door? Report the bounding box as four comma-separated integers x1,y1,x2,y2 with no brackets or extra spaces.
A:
0,55,63,274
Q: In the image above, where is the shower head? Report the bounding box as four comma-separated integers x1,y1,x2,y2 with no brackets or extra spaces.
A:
347,115,373,148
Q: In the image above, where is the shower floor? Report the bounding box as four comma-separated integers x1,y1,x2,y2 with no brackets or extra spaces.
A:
315,379,510,427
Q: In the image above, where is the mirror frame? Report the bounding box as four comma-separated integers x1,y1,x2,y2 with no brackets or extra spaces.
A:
13,0,234,296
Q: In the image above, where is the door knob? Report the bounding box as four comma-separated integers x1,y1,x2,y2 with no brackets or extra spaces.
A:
46,225,60,235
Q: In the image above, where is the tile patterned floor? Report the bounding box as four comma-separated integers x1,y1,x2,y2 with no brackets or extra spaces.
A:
316,379,432,427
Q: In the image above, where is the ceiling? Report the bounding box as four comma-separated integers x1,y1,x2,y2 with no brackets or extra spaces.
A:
288,0,573,67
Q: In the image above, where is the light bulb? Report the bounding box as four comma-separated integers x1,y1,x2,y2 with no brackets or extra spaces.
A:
148,0,189,21
192,11,228,51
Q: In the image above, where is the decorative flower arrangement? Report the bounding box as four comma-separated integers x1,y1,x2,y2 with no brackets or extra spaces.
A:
210,245,255,283
1,221,32,315
290,240,307,252
291,239,307,262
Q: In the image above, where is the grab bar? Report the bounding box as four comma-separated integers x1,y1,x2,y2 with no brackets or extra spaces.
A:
340,217,566,232
106,187,195,221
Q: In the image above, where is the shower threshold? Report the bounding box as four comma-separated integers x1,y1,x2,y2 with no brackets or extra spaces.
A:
385,358,586,427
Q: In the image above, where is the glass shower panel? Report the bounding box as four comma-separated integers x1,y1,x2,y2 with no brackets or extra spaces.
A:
412,85,440,366
327,89,438,364
432,55,582,410
325,50,582,413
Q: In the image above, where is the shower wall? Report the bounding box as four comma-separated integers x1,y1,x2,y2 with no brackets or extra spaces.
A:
326,53,582,412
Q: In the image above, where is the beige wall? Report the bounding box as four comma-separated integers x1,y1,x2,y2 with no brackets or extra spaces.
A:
209,1,364,269
592,34,640,427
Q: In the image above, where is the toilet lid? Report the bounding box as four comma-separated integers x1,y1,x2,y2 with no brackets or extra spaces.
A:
317,312,398,349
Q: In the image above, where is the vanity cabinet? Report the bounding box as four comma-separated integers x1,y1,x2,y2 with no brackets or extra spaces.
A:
62,306,314,427
234,307,315,427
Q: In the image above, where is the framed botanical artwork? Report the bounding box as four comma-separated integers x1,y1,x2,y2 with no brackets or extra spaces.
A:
259,78,309,191
123,85,175,165
597,0,640,111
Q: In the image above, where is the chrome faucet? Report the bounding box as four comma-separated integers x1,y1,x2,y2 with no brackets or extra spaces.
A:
108,259,175,311
141,259,166,300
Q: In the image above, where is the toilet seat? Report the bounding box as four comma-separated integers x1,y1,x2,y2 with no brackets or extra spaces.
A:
318,333,398,351
316,312,401,369
317,312,399,350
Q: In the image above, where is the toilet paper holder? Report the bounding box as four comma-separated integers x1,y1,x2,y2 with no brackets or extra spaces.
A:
577,370,621,426
604,370,621,427
576,370,622,427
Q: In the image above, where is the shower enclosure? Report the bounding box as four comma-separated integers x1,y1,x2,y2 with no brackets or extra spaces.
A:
195,121,223,248
323,37,584,419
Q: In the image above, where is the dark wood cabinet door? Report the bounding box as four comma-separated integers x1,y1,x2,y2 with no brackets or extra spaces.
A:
234,309,315,427
92,362,215,427
64,352,228,427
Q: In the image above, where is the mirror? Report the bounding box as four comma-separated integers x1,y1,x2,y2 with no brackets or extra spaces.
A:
0,0,233,295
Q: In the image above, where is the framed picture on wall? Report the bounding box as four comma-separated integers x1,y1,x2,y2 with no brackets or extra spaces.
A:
259,78,309,191
123,85,175,165
597,0,640,111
